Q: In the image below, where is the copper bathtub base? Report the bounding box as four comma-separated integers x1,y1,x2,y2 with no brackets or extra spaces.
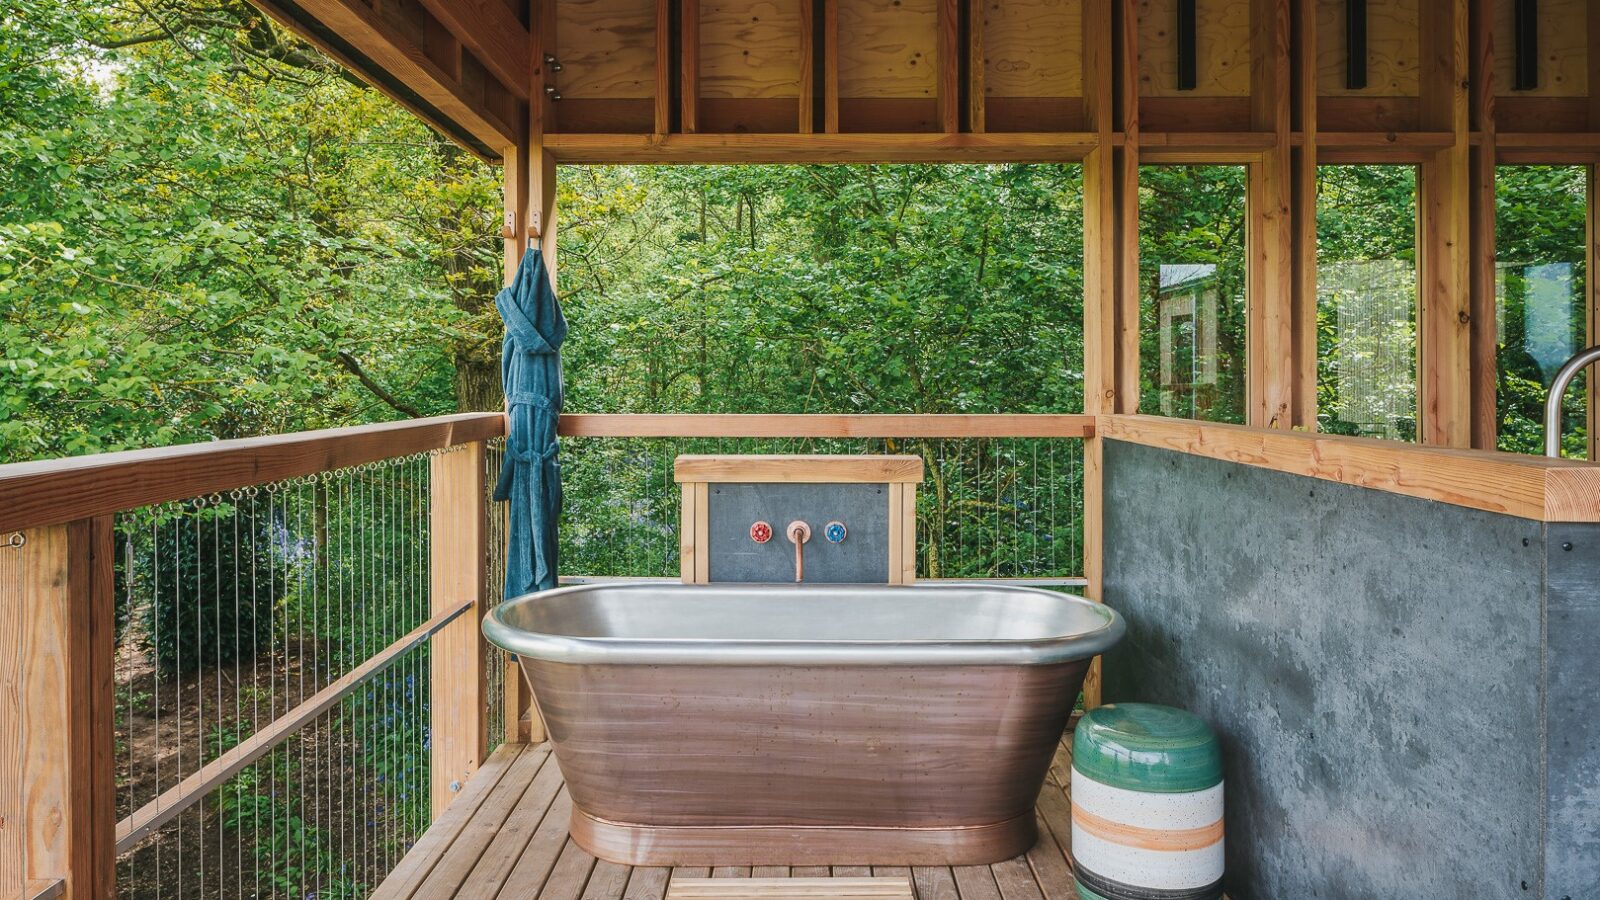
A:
570,807,1039,867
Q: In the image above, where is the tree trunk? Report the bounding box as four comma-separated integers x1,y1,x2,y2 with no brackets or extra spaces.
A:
455,352,503,412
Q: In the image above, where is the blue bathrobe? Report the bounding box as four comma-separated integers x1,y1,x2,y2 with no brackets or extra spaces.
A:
493,248,567,599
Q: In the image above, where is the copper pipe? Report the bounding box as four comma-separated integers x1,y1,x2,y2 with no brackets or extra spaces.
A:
787,520,811,582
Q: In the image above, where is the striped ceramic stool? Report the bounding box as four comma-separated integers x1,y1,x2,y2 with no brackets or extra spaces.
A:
1069,703,1224,900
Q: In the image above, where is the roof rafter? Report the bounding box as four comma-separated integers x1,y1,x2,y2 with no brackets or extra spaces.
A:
248,0,521,159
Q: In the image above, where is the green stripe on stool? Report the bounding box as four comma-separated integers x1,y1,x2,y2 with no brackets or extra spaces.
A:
1073,703,1222,793
1075,881,1113,900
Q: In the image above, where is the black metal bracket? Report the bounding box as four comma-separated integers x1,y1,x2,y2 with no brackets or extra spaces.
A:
1514,0,1539,90
1177,0,1197,91
1345,0,1367,90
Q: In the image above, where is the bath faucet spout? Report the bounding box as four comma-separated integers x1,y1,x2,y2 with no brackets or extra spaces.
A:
787,521,811,583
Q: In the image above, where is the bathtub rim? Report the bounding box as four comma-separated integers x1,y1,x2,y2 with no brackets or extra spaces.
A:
482,581,1125,666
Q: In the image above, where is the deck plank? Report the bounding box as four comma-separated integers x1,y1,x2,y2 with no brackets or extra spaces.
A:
951,866,1003,900
497,788,580,898
910,867,959,900
623,867,673,900
378,740,1082,900
414,746,552,898
990,857,1045,900
1034,775,1074,861
582,861,634,900
539,839,600,900
1024,811,1076,900
370,743,526,900
456,748,566,898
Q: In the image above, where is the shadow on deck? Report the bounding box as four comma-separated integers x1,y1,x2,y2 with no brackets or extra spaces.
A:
371,738,1079,900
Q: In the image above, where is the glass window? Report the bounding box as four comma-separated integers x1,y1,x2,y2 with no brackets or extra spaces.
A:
1494,166,1589,456
1138,165,1248,423
1316,165,1419,441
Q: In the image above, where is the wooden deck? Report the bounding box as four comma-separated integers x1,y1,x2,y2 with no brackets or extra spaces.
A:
372,739,1081,900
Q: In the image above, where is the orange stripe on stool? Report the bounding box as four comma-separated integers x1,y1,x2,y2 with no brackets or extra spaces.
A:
1070,805,1224,853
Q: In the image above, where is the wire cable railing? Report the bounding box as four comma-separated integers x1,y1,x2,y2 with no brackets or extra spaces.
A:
111,452,445,900
560,432,1087,584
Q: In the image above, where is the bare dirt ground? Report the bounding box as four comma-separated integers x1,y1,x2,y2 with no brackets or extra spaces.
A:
114,633,423,899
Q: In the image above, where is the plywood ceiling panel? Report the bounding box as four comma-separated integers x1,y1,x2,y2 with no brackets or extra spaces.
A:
983,0,1083,98
837,0,938,99
556,0,658,98
702,0,804,98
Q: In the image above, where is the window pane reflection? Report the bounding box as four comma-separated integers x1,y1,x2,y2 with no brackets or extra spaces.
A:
1495,166,1589,456
1316,165,1419,442
1138,166,1247,423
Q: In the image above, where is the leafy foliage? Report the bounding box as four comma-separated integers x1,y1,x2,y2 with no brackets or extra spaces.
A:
1,0,495,463
134,497,281,675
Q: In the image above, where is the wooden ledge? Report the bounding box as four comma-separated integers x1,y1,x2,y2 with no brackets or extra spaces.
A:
1098,415,1600,523
667,878,914,899
674,455,925,484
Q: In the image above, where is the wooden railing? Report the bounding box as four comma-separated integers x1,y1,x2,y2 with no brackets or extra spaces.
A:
0,413,504,900
0,411,1095,900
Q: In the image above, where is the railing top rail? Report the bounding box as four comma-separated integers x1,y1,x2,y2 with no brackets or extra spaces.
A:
0,412,1093,534
0,412,505,533
557,413,1096,439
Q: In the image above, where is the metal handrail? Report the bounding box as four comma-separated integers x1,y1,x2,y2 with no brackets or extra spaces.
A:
1544,345,1600,458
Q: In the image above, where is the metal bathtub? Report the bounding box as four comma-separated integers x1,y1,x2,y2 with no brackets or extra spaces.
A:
482,582,1124,866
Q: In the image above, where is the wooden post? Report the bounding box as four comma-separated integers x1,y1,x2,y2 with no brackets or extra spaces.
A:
0,519,116,900
1246,0,1300,429
430,443,489,815
1289,0,1319,431
1417,0,1473,448
1079,0,1137,712
1468,0,1499,451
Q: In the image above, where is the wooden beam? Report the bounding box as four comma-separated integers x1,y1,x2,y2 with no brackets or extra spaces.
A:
966,0,984,132
249,0,517,151
413,0,532,100
672,455,926,483
937,0,960,132
681,0,700,132
115,599,474,853
823,0,839,132
656,0,674,133
556,413,1096,437
542,131,1101,162
799,0,816,132
430,443,490,817
0,413,504,535
1099,414,1600,522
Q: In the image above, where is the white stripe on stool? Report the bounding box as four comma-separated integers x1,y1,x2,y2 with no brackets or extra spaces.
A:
1070,768,1224,890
